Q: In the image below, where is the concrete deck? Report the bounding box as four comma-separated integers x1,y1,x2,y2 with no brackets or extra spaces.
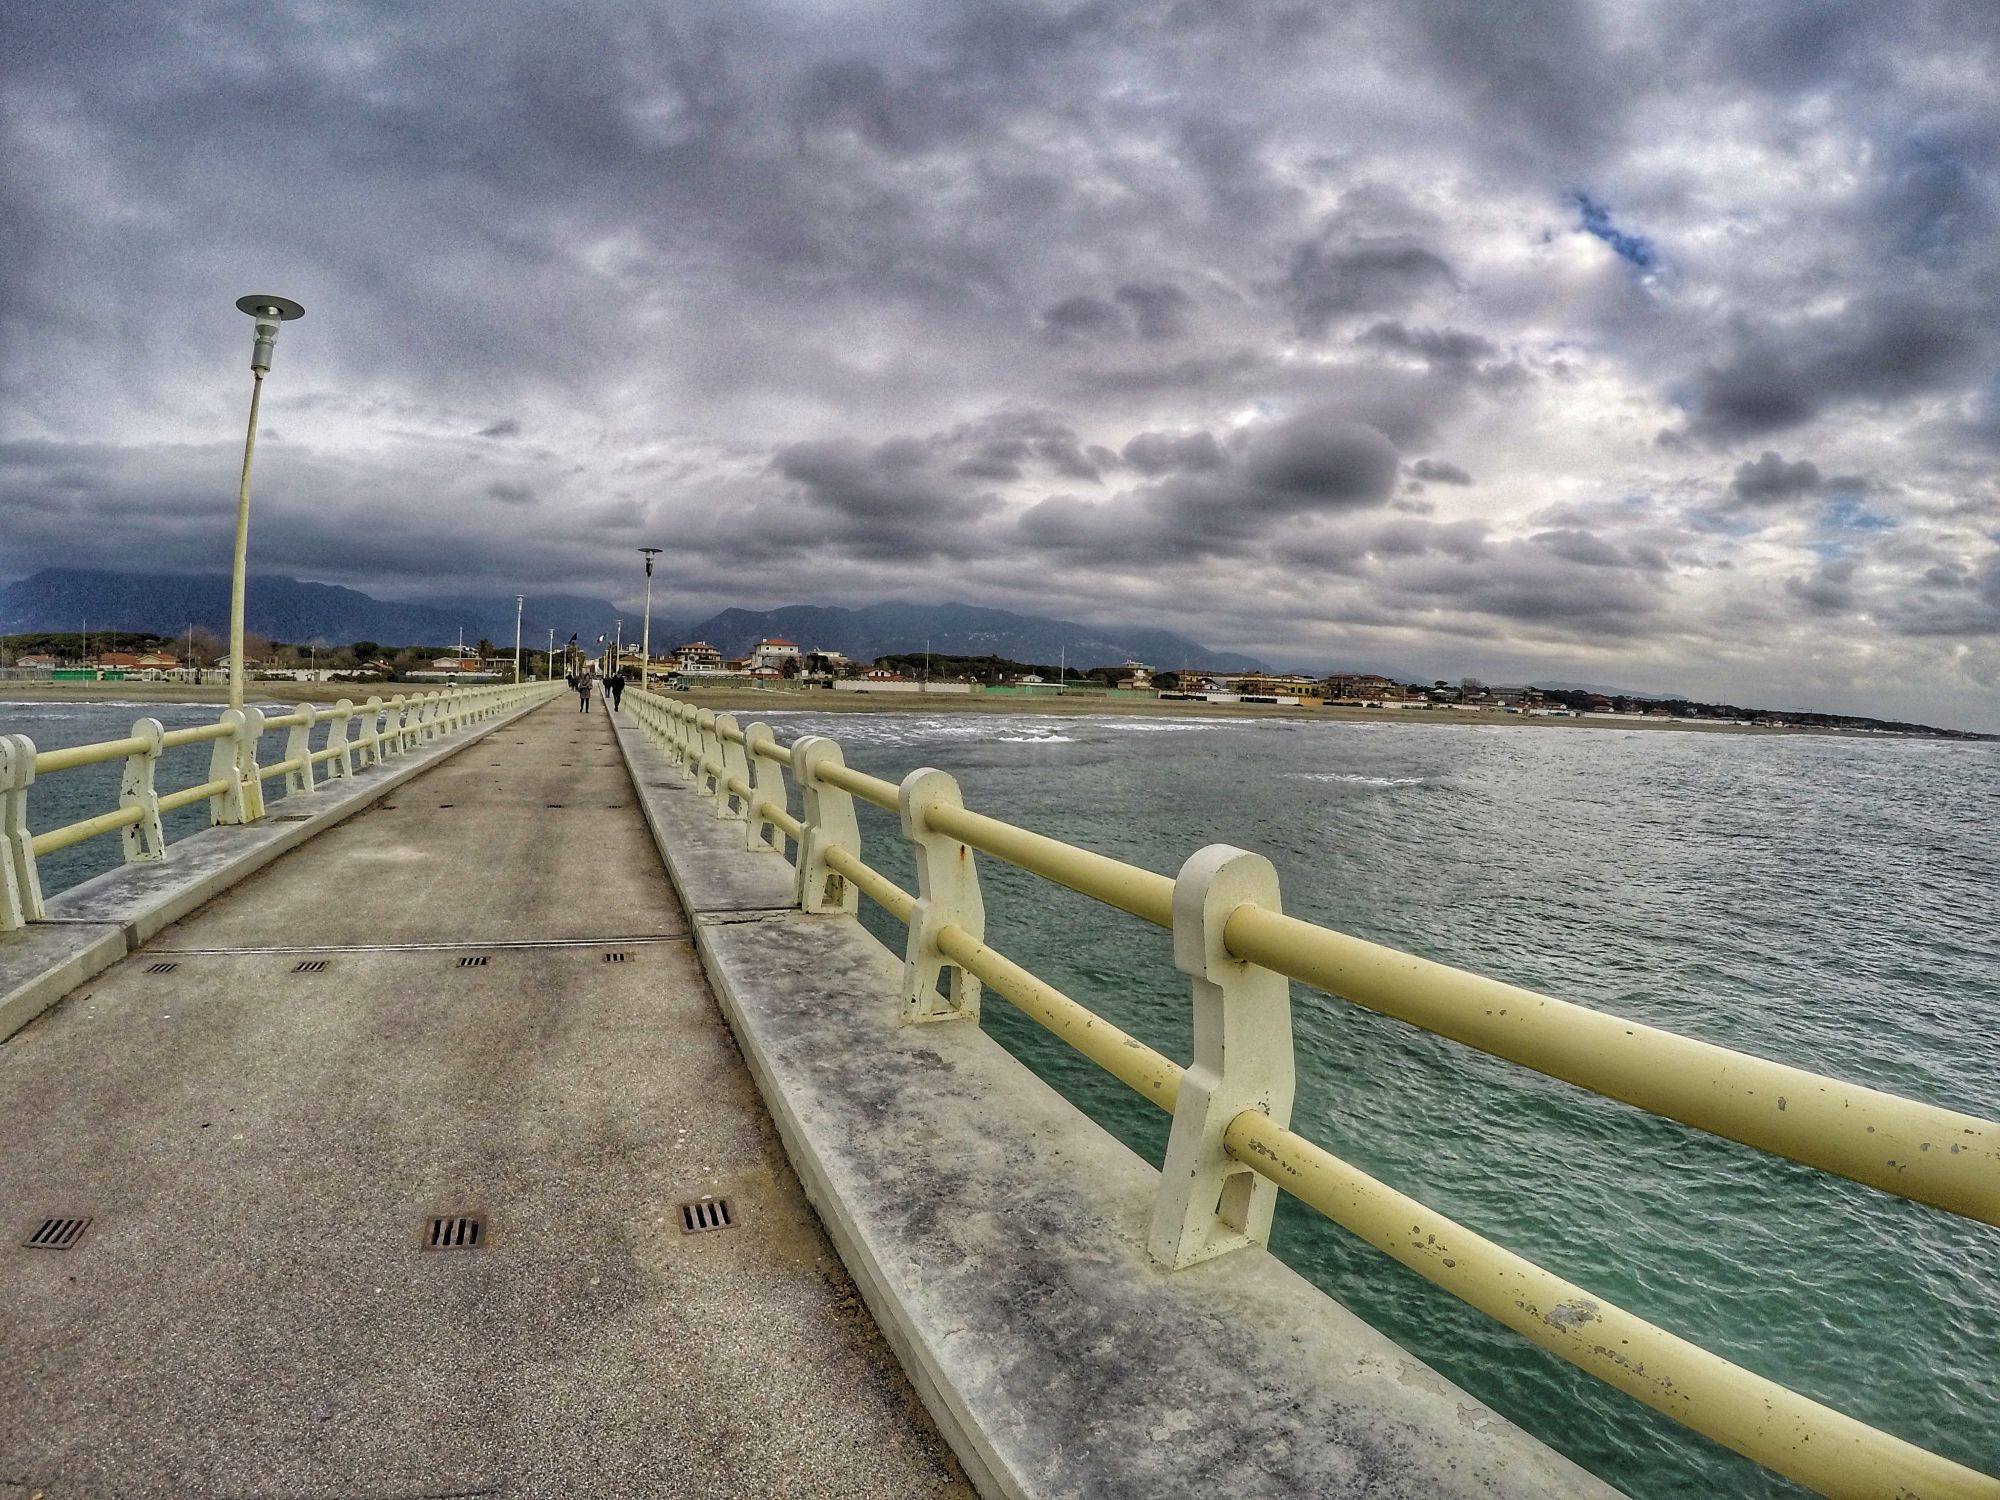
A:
0,698,969,1499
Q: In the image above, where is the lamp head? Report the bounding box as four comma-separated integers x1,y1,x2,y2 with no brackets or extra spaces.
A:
236,294,305,373
639,545,662,575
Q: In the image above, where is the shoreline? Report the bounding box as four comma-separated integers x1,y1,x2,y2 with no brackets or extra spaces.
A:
0,679,1977,739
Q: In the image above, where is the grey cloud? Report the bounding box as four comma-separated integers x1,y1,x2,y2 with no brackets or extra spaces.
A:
1361,322,1496,368
1114,282,1194,340
1280,235,1456,339
485,481,535,504
1042,295,1128,343
1677,298,1985,446
479,418,523,439
1730,451,1822,503
1121,430,1225,476
1409,458,1473,485
1785,558,1859,615
1241,414,1402,507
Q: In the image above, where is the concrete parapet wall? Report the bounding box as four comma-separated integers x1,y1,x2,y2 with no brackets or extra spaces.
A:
609,710,1621,1499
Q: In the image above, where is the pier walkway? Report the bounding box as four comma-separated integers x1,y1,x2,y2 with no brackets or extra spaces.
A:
0,699,969,1498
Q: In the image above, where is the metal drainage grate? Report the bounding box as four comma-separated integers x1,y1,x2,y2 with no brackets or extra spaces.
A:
603,951,628,964
458,955,489,968
25,1216,91,1250
423,1213,485,1250
293,960,329,974
146,961,179,974
679,1198,735,1234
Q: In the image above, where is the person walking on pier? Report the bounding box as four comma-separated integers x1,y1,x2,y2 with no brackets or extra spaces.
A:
608,669,625,711
576,666,595,713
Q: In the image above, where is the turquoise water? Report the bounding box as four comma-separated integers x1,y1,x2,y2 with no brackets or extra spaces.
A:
749,710,1999,1498
14,701,1998,1494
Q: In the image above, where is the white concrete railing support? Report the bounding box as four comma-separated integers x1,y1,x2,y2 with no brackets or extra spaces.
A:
119,717,167,863
208,708,258,826
325,699,355,781
695,711,723,800
0,734,44,927
283,711,316,796
1149,844,1295,1270
792,736,860,916
742,722,785,853
898,767,984,1025
714,714,750,821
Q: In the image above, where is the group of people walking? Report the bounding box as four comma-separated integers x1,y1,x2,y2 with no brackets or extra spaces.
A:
568,666,625,713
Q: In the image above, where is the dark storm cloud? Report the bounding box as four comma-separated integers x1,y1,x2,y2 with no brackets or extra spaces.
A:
1121,430,1225,476
1114,283,1194,341
1730,451,1822,504
1785,558,1859,615
1281,235,1457,339
1042,295,1129,344
1409,458,1474,486
1674,298,1986,446
479,419,523,439
1360,323,1497,369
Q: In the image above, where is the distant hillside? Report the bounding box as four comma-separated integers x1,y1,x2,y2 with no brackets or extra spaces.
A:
0,569,638,650
678,601,1261,671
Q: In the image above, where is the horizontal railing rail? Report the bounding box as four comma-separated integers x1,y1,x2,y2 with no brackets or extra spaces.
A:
621,683,1999,1499
1,679,561,929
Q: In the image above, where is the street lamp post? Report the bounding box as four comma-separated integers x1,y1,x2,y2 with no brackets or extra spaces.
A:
228,295,305,711
638,547,662,688
514,595,524,684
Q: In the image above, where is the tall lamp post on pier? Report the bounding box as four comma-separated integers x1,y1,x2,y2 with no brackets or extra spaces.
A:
227,294,306,711
638,547,662,687
513,595,524,684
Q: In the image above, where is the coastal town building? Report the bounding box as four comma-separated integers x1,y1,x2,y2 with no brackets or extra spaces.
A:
749,637,801,671
674,641,724,673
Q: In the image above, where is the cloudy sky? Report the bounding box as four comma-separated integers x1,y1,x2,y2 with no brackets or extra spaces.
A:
5,2,2000,728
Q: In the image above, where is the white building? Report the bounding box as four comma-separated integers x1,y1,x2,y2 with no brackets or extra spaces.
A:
749,637,801,670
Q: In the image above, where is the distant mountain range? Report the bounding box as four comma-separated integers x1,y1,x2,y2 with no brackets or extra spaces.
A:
0,569,629,651
0,570,1259,671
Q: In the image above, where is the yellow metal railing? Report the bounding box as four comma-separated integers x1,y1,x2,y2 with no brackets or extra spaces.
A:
619,683,1999,1499
1,680,561,929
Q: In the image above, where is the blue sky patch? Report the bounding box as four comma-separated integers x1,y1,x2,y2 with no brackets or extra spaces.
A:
1570,191,1657,269
1822,495,1897,533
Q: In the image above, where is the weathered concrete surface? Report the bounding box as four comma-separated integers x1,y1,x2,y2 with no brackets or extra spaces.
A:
0,699,970,1499
609,707,1623,1499
1,693,554,1043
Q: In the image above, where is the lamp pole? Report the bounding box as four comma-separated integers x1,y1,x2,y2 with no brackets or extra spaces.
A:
228,295,305,711
513,595,524,683
639,547,662,688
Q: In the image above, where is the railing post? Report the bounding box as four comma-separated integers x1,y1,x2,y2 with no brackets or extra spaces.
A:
325,699,355,781
898,767,983,1024
792,736,860,915
0,734,45,927
378,696,402,759
714,714,749,821
119,717,167,862
1149,844,1295,1270
207,709,252,825
283,710,315,796
741,723,786,853
693,710,721,798
668,702,694,775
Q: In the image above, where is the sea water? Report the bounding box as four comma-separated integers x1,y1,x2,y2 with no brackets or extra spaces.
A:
15,701,1998,1496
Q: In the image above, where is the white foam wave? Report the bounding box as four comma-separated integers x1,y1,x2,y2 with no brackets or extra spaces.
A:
1302,772,1430,787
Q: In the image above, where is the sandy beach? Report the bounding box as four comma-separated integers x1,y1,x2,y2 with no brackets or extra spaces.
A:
0,677,1913,737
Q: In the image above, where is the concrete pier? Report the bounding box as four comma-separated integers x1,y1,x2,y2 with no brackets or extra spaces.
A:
0,700,969,1497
